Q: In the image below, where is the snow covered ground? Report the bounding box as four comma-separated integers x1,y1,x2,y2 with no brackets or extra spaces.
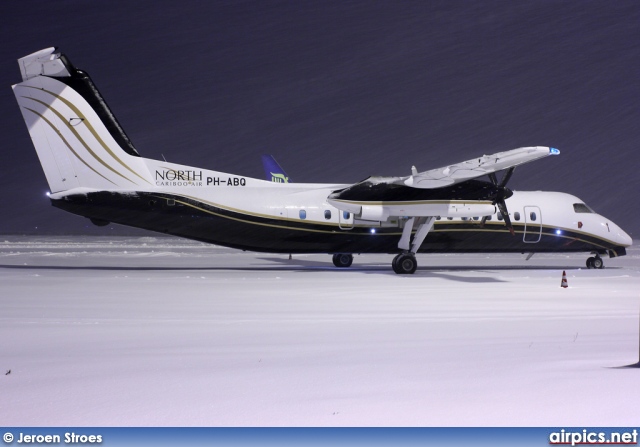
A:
0,236,638,427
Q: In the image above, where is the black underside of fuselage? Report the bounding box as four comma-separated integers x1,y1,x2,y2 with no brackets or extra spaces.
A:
52,191,626,257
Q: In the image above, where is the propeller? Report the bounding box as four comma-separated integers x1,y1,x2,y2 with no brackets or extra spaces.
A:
480,167,516,235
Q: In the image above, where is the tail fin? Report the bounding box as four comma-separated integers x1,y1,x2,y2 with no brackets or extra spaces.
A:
261,154,291,183
13,48,153,193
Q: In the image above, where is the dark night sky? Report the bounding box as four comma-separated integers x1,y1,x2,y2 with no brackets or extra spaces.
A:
1,0,638,237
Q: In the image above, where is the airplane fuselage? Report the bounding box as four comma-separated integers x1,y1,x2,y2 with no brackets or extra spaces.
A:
14,48,632,272
50,168,630,258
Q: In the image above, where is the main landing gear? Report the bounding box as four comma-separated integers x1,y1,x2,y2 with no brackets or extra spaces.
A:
391,216,436,275
392,252,417,274
328,215,435,274
332,253,353,268
586,255,604,269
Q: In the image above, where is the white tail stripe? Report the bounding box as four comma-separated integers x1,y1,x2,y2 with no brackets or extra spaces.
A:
22,95,136,186
23,106,117,186
21,85,151,186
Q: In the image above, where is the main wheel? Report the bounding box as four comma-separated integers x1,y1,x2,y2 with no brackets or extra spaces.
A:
392,253,417,274
332,253,353,268
392,254,400,273
586,257,595,269
592,256,604,269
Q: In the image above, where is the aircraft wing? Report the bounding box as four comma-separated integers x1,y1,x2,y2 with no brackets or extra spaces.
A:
328,145,560,221
403,146,559,188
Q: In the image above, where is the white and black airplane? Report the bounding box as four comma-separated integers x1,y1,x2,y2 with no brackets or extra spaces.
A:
13,48,632,273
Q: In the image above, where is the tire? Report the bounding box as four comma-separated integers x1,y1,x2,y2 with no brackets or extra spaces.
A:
332,253,353,268
592,257,604,269
392,254,401,274
393,253,417,274
586,257,595,269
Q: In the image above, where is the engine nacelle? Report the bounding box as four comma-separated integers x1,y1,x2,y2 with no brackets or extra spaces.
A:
359,205,389,222
327,198,496,220
446,204,496,218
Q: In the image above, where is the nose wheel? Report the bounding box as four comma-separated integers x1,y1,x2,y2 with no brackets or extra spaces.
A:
586,255,604,269
392,252,417,274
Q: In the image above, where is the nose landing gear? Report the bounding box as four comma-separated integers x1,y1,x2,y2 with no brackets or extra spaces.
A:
586,255,604,269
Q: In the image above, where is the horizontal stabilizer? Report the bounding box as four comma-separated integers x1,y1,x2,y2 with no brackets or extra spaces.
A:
18,47,71,81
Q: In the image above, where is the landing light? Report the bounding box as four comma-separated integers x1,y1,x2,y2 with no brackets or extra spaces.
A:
45,192,50,197
549,147,560,155
556,229,562,235
370,228,376,234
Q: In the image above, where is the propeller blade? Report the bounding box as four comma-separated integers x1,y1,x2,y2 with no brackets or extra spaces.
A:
480,215,490,228
488,172,498,186
497,200,515,236
499,167,515,188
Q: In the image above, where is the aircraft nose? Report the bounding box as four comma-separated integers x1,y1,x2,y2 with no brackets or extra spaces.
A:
611,222,633,247
618,228,633,247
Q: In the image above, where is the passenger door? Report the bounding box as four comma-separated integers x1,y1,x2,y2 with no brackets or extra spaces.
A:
338,210,354,230
523,206,542,243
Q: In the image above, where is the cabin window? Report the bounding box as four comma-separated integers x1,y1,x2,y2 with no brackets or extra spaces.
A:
299,210,307,220
324,210,331,220
497,212,504,221
485,215,492,221
473,216,479,221
461,217,469,221
530,211,537,221
573,203,594,213
447,217,453,221
514,212,520,221
343,211,350,220
167,199,175,206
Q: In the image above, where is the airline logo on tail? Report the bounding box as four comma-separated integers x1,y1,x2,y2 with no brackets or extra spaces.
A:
270,172,289,183
261,155,291,183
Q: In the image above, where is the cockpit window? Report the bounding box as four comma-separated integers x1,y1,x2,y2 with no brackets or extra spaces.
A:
573,203,594,214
